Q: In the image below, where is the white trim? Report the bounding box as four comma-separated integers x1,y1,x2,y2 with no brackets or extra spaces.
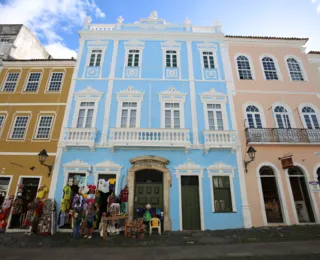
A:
0,103,66,106
175,160,204,231
62,160,90,193
272,102,296,128
242,102,267,128
197,42,220,80
83,41,108,78
32,112,56,141
0,152,56,155
207,163,236,213
0,111,8,138
235,90,319,95
256,162,290,226
22,70,43,94
285,163,320,224
259,54,283,81
313,163,320,200
0,70,22,93
200,89,229,130
298,103,320,129
158,87,186,129
123,41,145,79
45,70,66,93
7,112,32,141
0,175,13,199
234,53,256,80
284,55,308,82
161,41,181,79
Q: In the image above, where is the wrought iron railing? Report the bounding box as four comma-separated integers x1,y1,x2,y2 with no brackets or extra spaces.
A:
245,128,320,144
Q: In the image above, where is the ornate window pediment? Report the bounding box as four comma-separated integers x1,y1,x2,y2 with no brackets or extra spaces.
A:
207,162,235,177
175,159,204,176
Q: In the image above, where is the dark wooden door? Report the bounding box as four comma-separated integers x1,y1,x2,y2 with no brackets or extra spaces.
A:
134,184,163,212
181,176,201,230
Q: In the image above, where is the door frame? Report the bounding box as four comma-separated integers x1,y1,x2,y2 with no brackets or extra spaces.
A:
176,162,204,231
285,163,320,224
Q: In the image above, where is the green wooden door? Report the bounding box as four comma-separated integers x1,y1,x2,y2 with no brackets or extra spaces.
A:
135,184,163,213
181,176,201,230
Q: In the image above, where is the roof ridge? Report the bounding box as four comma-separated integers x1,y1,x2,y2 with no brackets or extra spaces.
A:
225,35,308,41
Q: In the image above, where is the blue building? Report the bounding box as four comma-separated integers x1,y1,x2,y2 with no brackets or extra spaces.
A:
49,12,251,231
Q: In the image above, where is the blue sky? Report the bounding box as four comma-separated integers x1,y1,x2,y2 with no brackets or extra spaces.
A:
0,0,320,58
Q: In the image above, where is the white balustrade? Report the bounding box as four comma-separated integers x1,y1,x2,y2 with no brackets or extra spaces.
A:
109,128,190,148
203,130,237,149
62,128,97,149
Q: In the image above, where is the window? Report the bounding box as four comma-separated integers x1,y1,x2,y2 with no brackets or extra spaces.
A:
25,72,41,92
207,104,224,130
274,106,291,129
246,105,262,128
236,56,253,80
48,72,64,92
127,50,140,67
0,177,11,207
165,103,180,129
35,116,53,139
302,106,319,129
166,50,177,67
2,72,19,92
212,176,233,212
0,115,5,131
10,116,29,139
203,52,215,69
120,102,137,128
76,102,95,128
262,57,278,80
89,49,102,66
287,58,304,81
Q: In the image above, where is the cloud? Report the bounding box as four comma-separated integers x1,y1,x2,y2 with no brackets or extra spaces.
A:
312,0,320,13
45,42,77,59
0,0,106,58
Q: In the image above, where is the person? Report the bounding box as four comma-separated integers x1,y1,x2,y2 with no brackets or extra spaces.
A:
72,201,82,240
85,206,95,239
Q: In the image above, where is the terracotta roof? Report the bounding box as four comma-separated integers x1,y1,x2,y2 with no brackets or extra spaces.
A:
225,35,308,42
308,51,320,55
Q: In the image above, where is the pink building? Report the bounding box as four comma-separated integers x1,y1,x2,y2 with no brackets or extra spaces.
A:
226,36,320,227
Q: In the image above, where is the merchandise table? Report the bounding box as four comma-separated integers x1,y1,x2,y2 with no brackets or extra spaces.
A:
102,215,128,240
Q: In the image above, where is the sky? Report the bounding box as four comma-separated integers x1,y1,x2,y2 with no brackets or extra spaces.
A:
0,0,320,58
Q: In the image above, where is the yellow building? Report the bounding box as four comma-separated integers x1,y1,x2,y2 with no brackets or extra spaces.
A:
0,58,75,229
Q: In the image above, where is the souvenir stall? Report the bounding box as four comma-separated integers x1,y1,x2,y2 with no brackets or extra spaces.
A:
0,195,14,232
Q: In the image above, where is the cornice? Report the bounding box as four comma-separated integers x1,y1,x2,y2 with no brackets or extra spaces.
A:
2,60,76,67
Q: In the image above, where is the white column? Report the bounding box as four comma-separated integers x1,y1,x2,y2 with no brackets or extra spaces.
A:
186,41,199,145
101,40,119,145
220,41,252,228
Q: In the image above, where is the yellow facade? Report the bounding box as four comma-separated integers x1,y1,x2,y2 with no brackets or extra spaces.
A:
0,59,75,201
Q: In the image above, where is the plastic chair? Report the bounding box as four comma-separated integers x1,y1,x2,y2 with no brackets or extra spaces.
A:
149,218,161,235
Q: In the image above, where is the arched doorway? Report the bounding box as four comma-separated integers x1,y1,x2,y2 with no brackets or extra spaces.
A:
127,156,172,231
288,167,315,223
259,166,283,223
317,167,320,184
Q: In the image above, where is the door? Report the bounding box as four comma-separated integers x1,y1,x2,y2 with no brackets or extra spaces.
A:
181,176,201,230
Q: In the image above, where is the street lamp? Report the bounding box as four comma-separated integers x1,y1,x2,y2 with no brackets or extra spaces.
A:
38,149,53,177
244,146,257,173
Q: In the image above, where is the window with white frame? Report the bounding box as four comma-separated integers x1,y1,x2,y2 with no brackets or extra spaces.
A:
25,72,41,92
76,102,95,128
262,57,278,80
246,105,262,128
202,51,215,69
0,177,11,206
287,58,304,81
89,49,102,66
35,116,54,139
302,106,319,129
165,103,181,129
48,72,64,92
207,104,224,130
166,50,177,67
10,116,29,139
120,102,137,128
0,115,5,131
274,106,291,129
236,56,253,80
212,176,233,212
2,72,19,92
127,50,140,67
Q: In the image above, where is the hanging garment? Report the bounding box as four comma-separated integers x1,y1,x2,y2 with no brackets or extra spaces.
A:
36,186,49,199
63,186,72,200
78,176,86,188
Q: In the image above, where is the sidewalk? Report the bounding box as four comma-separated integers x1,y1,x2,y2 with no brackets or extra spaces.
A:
1,224,320,248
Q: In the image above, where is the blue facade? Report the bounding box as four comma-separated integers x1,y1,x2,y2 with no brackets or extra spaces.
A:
51,13,245,231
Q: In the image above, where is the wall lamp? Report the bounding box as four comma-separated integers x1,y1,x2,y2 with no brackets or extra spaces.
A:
38,149,53,177
244,146,257,173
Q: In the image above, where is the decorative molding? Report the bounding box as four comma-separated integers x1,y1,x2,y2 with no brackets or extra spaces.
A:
94,160,122,169
116,86,144,101
175,159,203,171
74,86,103,98
197,42,218,50
161,41,181,50
124,40,145,49
63,159,90,169
207,162,235,171
158,87,187,101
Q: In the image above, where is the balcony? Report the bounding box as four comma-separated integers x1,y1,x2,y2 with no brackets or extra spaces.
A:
109,128,190,151
61,128,97,151
245,128,320,144
203,130,237,151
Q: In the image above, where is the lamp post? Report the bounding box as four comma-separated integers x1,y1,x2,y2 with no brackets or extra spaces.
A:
38,149,53,177
244,146,257,173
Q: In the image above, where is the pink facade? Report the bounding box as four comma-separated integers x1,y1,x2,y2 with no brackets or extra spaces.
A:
227,36,320,227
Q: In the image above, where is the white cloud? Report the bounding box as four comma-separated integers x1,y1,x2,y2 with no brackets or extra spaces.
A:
312,0,320,13
45,42,77,59
0,0,106,58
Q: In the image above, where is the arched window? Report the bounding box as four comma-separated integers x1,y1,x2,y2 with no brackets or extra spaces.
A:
259,166,283,223
288,167,315,223
262,57,278,80
236,56,253,80
317,167,320,184
301,106,320,129
246,105,262,128
274,106,291,129
287,58,304,81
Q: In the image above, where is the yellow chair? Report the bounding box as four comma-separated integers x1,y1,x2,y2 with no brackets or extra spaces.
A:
149,218,161,235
